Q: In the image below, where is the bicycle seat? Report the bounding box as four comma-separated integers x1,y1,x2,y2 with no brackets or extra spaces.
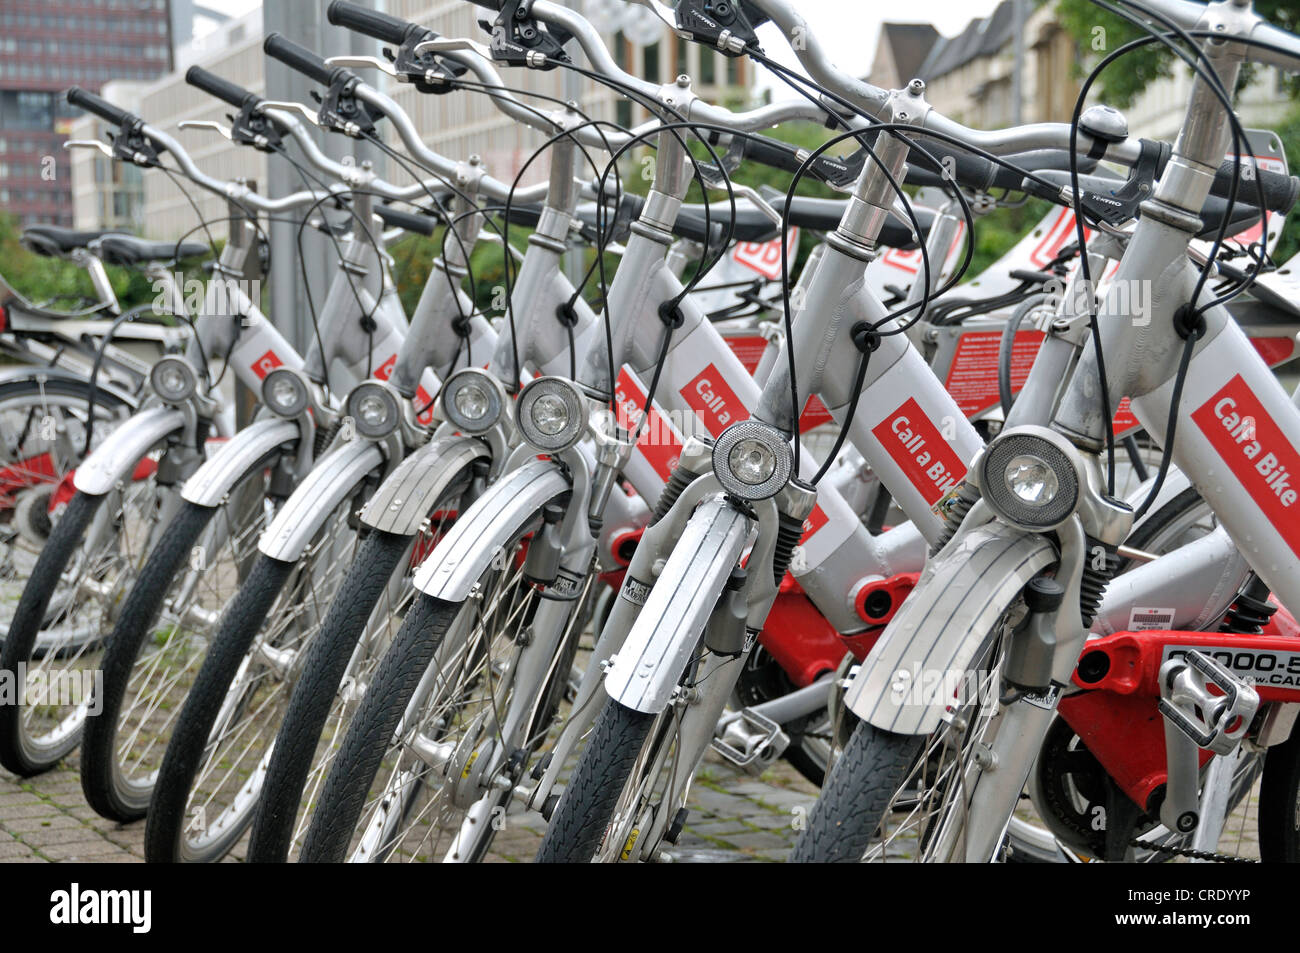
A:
95,235,210,266
20,226,123,258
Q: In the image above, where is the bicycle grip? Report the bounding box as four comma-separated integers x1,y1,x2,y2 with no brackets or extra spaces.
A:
375,204,437,236
742,134,857,189
327,1,420,44
1211,159,1299,215
264,33,335,86
185,66,259,110
65,87,137,127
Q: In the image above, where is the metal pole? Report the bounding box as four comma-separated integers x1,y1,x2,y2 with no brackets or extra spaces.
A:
263,0,383,354
1011,0,1026,126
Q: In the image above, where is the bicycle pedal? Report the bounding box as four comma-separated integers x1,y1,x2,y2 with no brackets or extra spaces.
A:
1157,649,1259,755
1155,650,1261,835
710,707,789,771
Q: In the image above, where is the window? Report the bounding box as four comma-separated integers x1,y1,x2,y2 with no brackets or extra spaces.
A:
0,91,54,130
644,42,661,84
699,49,715,84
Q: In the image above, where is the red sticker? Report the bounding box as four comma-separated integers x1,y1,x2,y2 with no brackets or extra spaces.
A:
1192,375,1300,558
943,330,1045,417
374,354,397,380
799,395,834,431
616,368,681,482
681,364,749,437
871,397,966,505
799,503,829,545
413,386,435,425
724,334,768,374
732,228,799,281
252,349,282,380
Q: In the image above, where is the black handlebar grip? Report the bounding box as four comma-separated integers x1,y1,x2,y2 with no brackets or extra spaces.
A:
327,1,419,44
185,66,259,110
66,87,137,127
375,204,437,236
1211,158,1299,215
264,33,335,86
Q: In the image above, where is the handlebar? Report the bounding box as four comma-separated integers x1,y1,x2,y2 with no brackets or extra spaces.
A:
375,204,438,236
326,0,427,45
66,87,138,129
185,67,260,110
264,32,344,87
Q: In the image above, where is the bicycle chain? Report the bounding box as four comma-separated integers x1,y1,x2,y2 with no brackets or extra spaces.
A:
1128,838,1258,864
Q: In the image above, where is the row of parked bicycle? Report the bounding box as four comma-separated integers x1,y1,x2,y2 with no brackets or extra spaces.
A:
2,0,1299,862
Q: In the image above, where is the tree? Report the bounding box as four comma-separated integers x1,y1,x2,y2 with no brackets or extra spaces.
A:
1056,0,1299,108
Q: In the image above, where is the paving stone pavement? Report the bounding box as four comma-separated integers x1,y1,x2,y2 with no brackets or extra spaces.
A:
0,746,820,864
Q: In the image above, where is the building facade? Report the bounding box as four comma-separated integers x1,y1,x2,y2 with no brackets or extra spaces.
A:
69,1,756,239
1,0,173,228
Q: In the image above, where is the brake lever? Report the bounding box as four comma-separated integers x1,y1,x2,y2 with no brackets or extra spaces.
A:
260,101,320,126
178,120,233,141
64,139,114,158
624,0,680,33
414,36,494,60
326,55,399,77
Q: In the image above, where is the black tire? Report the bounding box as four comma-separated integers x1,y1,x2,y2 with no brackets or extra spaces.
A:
535,699,655,863
81,450,275,823
298,594,461,863
247,529,411,862
144,556,294,863
0,491,103,774
788,720,923,863
1259,723,1300,863
80,502,216,821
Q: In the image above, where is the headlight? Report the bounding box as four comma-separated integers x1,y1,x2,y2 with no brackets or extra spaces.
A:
516,376,586,452
149,356,197,403
440,367,504,435
978,427,1081,531
346,381,401,439
261,367,310,418
712,420,793,501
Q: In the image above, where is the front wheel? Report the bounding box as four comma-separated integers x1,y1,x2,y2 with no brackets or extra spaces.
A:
534,699,655,863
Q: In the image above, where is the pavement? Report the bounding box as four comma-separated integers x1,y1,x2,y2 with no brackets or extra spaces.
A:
0,747,820,864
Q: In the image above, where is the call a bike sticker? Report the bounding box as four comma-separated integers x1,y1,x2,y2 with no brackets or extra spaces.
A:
871,397,966,505
1190,373,1300,558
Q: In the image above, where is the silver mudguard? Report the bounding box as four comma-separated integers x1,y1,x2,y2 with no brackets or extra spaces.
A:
257,438,384,561
359,435,489,535
604,495,750,714
181,418,301,507
0,363,138,408
847,524,1056,736
413,458,570,602
72,405,186,496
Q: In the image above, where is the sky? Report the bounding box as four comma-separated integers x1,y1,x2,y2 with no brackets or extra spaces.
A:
748,0,1004,95
195,0,1006,87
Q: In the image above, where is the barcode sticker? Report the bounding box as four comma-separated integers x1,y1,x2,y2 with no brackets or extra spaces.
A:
1128,606,1175,631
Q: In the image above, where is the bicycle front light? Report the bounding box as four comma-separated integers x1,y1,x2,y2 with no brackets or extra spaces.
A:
346,381,401,439
516,376,586,452
150,356,198,404
978,427,1082,531
440,367,505,435
713,420,793,501
261,367,310,419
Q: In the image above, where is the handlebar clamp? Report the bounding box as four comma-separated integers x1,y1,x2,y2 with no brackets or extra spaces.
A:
480,0,571,70
318,74,383,139
673,0,768,56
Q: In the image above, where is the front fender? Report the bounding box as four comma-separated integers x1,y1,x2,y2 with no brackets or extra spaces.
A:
0,364,138,409
72,405,186,496
359,435,489,535
847,525,1055,736
258,439,384,561
181,418,301,507
605,495,749,714
413,458,570,602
